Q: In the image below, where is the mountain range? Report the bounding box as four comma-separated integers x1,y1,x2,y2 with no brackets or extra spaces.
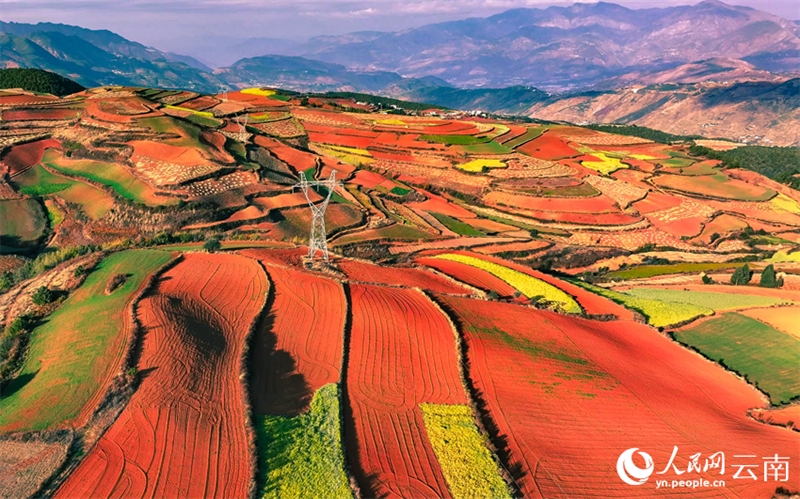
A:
0,1,798,145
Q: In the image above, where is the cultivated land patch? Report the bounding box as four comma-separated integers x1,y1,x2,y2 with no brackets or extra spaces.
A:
652,173,775,201
420,403,511,499
606,262,739,280
623,288,793,311
674,313,800,405
54,253,267,499
439,295,799,499
433,253,581,313
0,198,46,247
0,249,172,432
42,150,177,207
740,306,800,340
0,438,71,499
346,284,468,498
11,164,115,219
574,281,712,328
256,384,352,499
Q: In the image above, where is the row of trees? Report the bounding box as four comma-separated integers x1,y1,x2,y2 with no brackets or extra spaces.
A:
729,263,783,288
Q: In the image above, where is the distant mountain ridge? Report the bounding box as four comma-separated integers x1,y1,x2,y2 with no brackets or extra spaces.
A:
294,0,799,90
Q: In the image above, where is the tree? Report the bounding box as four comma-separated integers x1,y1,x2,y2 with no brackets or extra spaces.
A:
759,264,783,288
701,273,714,285
730,264,752,286
31,286,54,306
203,236,222,253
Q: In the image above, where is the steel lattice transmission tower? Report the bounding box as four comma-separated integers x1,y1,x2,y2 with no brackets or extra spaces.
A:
293,170,341,261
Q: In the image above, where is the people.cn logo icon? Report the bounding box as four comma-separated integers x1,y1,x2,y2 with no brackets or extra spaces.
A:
617,448,655,486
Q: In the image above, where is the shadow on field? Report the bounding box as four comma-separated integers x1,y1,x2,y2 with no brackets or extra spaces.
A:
249,289,311,416
0,370,38,399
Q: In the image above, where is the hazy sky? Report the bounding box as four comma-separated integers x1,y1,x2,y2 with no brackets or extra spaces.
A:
1,0,798,51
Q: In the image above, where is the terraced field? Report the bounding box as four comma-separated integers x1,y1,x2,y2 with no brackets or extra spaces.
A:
0,250,172,432
54,253,267,499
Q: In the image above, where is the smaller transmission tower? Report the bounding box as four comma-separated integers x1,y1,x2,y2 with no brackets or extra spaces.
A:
220,84,229,102
293,170,341,261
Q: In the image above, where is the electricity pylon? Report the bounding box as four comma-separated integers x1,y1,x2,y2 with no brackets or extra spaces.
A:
293,170,340,261
219,84,229,102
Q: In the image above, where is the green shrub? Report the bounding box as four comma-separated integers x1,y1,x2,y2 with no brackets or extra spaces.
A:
203,236,222,253
31,286,54,306
759,264,783,288
730,264,752,285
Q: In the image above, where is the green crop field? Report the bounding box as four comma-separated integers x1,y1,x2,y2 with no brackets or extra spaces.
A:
573,281,712,328
625,288,792,311
256,384,352,499
430,212,485,237
0,198,47,248
503,127,546,148
0,249,173,432
421,404,511,499
12,164,115,220
436,254,582,314
419,134,492,145
674,313,800,404
607,262,739,280
461,141,512,155
42,150,177,207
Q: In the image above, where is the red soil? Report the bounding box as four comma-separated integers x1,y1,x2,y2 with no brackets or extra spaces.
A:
496,125,528,144
483,191,619,213
407,190,476,219
416,256,518,297
55,253,267,499
2,108,79,121
336,259,470,294
3,138,60,176
130,140,210,166
351,170,387,189
652,217,707,238
253,191,320,210
420,121,480,135
440,295,799,499
369,149,418,163
254,135,316,172
247,259,345,414
518,132,580,160
445,250,635,320
346,285,467,499
320,157,356,179
0,94,59,105
179,95,219,111
308,132,372,149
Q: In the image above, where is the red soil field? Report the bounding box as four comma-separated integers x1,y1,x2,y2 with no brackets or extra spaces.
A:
518,132,580,160
55,253,267,499
416,256,518,297
439,295,799,499
407,190,476,219
336,259,470,294
303,122,379,139
226,90,288,107
346,285,468,498
444,250,635,320
0,94,59,105
351,170,389,189
623,158,658,172
320,157,356,179
483,191,619,213
2,108,79,121
130,140,210,166
3,138,60,176
419,121,480,135
308,131,373,149
496,124,528,144
254,135,316,172
245,259,345,414
179,95,219,111
253,191,321,210
651,216,707,238
368,149,417,163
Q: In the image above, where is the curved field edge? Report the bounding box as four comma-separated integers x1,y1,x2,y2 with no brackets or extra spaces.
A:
571,280,712,329
433,253,581,314
256,383,353,499
0,249,173,432
672,313,800,405
420,403,512,499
